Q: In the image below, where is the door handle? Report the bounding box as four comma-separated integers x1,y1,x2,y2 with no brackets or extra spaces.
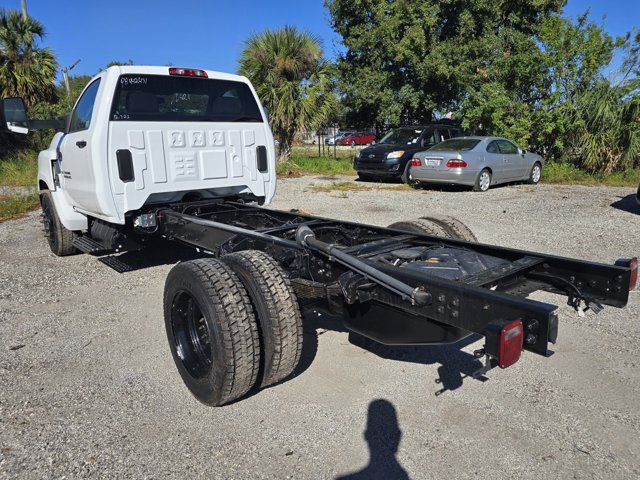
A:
76,140,87,148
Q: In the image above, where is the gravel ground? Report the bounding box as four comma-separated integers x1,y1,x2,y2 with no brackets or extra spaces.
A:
1,176,639,479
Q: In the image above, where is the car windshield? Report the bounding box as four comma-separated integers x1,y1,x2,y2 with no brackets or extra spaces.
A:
110,74,263,122
379,128,423,145
429,138,480,151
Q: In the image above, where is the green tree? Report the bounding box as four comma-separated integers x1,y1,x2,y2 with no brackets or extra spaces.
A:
326,0,564,133
238,26,338,162
528,13,625,158
0,9,57,106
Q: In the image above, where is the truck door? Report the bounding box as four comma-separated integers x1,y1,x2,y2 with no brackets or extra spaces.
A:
58,78,102,212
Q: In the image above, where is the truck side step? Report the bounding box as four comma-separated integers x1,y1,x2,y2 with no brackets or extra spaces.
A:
73,236,114,255
98,255,134,273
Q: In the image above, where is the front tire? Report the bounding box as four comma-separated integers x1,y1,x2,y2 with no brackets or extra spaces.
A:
357,172,375,182
40,191,77,256
164,259,260,406
527,162,542,184
473,169,492,192
222,250,303,387
400,162,420,187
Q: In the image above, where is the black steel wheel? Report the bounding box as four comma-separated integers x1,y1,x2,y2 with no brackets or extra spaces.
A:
40,191,77,256
222,250,303,387
164,258,260,406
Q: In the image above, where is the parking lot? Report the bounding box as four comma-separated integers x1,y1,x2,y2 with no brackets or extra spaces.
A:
1,176,639,479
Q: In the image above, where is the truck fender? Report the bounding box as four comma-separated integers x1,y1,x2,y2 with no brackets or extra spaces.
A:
37,133,88,232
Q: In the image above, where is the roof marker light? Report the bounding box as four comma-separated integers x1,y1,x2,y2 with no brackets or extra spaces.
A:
169,67,208,78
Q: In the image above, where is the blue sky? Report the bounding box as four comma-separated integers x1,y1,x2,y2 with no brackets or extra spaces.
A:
2,0,638,79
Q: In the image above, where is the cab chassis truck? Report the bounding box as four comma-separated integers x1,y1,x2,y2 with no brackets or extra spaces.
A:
1,66,636,406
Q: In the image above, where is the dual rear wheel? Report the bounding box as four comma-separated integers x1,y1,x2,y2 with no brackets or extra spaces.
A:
164,251,303,406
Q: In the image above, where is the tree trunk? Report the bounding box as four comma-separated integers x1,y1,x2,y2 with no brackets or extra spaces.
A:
277,138,292,164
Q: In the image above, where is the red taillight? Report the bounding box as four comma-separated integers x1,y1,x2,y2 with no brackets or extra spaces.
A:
169,67,208,78
411,158,422,167
499,320,523,368
630,257,638,290
445,159,468,168
615,257,638,291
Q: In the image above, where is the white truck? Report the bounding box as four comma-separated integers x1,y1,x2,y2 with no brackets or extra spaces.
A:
1,66,636,406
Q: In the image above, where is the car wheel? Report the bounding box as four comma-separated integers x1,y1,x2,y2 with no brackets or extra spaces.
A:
350,141,356,147
357,172,374,182
221,250,303,388
400,163,419,186
163,259,260,406
473,169,492,192
527,162,542,184
40,191,78,256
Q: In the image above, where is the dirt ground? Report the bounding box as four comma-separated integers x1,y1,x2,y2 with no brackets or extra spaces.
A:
1,177,639,479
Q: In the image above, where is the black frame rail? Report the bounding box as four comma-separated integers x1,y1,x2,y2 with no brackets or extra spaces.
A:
155,201,634,360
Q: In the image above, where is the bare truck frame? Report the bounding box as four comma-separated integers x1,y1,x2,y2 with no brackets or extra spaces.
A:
0,66,636,406
77,197,636,405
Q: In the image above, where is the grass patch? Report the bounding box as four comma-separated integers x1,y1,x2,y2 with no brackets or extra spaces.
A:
278,156,356,177
0,149,38,187
306,181,371,193
0,193,40,223
543,163,640,187
291,145,358,160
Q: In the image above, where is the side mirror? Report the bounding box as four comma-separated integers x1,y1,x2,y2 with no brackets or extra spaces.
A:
0,97,29,134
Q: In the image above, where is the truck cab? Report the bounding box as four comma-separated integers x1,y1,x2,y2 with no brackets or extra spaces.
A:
4,66,276,231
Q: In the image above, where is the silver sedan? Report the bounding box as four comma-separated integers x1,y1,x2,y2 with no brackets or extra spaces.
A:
408,136,544,192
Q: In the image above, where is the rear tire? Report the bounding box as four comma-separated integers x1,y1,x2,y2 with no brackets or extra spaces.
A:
527,162,542,184
388,219,449,237
473,169,492,192
163,259,260,406
40,191,77,256
389,217,476,241
419,215,477,242
222,250,303,387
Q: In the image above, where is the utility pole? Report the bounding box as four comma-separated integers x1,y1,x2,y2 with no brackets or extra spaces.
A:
62,59,81,97
21,0,28,19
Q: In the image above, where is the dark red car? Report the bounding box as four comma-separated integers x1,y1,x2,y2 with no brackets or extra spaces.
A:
341,131,376,146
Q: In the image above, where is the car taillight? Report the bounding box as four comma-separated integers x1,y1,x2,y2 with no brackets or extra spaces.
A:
445,159,468,168
169,67,208,78
411,158,422,167
498,320,523,368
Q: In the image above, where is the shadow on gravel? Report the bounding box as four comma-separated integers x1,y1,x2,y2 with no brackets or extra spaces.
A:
610,194,640,215
97,238,202,272
336,399,410,480
294,308,486,396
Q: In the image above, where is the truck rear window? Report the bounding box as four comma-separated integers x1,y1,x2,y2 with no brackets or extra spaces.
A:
110,74,263,123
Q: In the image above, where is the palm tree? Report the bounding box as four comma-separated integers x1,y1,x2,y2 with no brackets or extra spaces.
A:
0,9,57,106
570,80,640,174
239,26,338,162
